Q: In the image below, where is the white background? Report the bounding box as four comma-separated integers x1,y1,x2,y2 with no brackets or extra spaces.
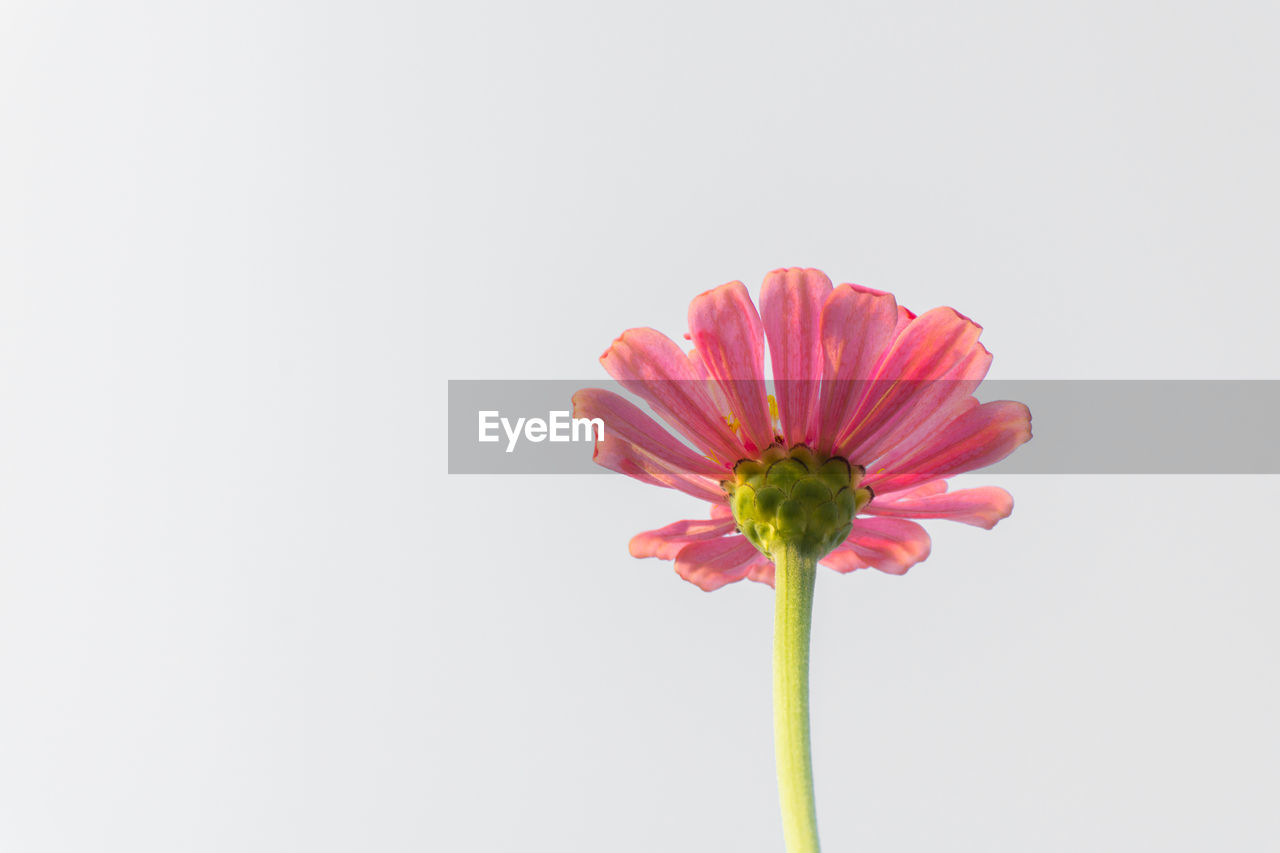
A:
3,1,1278,851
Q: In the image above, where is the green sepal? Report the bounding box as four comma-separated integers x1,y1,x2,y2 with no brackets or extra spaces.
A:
723,445,873,561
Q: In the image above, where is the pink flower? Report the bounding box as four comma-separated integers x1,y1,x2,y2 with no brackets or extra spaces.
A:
573,268,1032,591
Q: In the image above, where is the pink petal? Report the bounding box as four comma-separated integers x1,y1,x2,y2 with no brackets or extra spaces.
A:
761,268,832,447
688,282,775,454
630,512,737,560
893,304,917,333
674,534,761,591
865,397,980,480
864,485,1014,529
815,284,900,453
746,556,776,587
834,307,985,460
588,447,726,503
866,400,1033,494
872,479,949,502
572,389,728,503
819,547,871,574
600,328,747,464
824,517,932,576
855,343,993,468
572,389,728,478
688,348,732,418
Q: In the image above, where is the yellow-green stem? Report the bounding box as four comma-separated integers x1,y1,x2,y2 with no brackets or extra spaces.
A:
773,541,820,853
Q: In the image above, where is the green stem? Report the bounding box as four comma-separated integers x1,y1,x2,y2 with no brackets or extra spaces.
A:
773,541,820,853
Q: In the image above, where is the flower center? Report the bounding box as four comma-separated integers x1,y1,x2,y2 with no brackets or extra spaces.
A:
722,445,874,561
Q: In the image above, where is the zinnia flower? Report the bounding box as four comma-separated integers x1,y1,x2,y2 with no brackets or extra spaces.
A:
573,268,1031,853
573,267,1032,591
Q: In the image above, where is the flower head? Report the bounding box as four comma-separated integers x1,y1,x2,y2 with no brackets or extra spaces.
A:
573,268,1032,591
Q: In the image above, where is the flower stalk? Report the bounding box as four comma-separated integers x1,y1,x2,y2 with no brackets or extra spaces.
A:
773,540,821,853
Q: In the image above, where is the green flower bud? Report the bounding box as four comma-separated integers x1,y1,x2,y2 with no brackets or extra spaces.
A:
723,445,873,561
